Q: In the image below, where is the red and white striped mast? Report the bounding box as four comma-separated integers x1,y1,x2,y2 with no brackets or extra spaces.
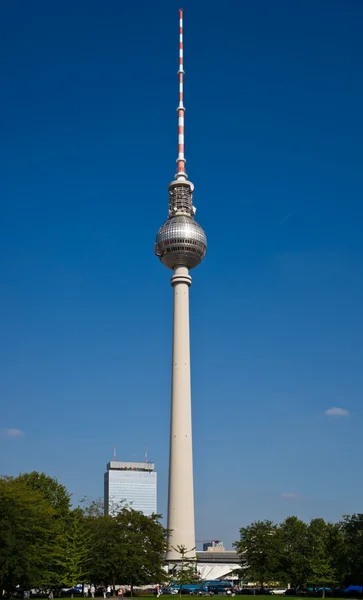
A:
176,9,187,181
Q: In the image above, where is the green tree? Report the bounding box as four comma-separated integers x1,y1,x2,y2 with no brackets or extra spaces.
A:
0,477,58,593
116,510,168,594
14,472,72,590
57,509,93,596
84,510,121,589
340,514,363,586
280,516,309,588
170,545,197,596
83,504,168,594
326,522,347,588
307,519,336,597
234,520,284,587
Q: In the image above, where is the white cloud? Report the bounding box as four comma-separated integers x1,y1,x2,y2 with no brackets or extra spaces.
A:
281,493,299,500
0,428,24,438
324,407,350,417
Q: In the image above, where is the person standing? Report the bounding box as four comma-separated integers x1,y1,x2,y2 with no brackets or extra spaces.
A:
90,586,95,599
84,586,89,598
106,586,111,598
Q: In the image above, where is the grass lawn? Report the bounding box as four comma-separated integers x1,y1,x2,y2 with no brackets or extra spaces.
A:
131,597,359,600
153,597,270,600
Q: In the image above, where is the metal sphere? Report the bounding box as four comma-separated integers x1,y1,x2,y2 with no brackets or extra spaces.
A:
155,215,207,270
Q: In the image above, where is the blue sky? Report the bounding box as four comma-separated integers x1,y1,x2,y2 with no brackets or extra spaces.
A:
1,0,362,548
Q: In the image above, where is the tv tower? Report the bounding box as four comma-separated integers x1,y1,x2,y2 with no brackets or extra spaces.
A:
155,9,207,561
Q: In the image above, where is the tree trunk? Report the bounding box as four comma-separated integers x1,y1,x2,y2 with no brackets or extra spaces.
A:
322,588,325,599
130,584,133,598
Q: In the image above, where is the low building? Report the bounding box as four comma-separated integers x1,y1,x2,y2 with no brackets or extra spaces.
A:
202,540,225,552
196,549,241,581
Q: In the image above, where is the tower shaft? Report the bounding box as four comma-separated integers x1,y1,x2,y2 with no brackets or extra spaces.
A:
154,10,206,564
167,266,195,560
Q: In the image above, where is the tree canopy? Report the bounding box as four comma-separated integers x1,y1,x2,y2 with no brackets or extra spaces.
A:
0,473,167,595
234,520,285,587
84,503,168,592
234,515,363,590
3,470,363,594
16,471,71,516
0,477,57,592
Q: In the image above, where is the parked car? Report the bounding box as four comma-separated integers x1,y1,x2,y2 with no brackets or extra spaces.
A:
204,586,233,596
61,587,83,597
270,590,287,596
171,585,204,596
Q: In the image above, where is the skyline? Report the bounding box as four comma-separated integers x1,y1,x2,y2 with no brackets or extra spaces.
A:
1,0,363,550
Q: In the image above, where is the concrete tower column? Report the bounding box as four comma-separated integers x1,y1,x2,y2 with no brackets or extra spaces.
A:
154,10,207,565
166,265,195,560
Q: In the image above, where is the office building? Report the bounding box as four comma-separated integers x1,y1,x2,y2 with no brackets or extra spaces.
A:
104,461,157,516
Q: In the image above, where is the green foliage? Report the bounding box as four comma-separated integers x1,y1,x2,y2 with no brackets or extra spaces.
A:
171,545,197,595
83,505,168,590
234,520,284,586
16,471,71,516
14,472,75,588
0,472,168,593
0,476,58,592
80,497,105,518
57,509,93,589
325,522,346,587
340,514,363,586
280,517,309,588
307,519,336,592
5,469,363,594
234,516,350,590
116,510,168,588
86,512,123,586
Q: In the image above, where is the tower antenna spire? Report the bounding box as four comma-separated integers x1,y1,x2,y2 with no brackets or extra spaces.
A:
176,8,187,181
113,444,116,462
